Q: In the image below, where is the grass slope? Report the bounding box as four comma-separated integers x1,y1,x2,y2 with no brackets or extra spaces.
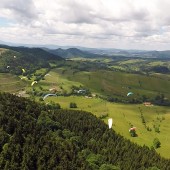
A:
45,69,170,100
43,95,170,158
40,69,82,93
0,73,26,92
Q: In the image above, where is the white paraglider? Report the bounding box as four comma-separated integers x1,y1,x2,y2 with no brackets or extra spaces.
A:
43,94,57,100
7,66,10,68
31,81,37,86
45,73,51,77
108,118,113,129
21,76,27,80
127,92,133,96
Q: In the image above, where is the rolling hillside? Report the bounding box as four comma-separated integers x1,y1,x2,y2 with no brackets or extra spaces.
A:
0,92,170,169
0,45,63,75
46,69,170,104
0,73,26,93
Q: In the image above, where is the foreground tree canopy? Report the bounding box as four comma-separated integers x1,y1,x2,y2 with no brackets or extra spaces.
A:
0,92,170,170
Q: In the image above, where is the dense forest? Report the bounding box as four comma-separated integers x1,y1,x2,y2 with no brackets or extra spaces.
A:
0,92,170,169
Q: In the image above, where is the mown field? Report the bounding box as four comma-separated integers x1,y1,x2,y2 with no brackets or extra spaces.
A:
43,95,170,159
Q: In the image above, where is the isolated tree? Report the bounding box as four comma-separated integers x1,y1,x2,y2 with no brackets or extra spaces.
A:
153,138,161,149
130,130,136,137
69,102,77,108
154,126,160,133
129,129,137,137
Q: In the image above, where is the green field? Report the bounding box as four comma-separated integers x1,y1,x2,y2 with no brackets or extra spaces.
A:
40,69,82,93
42,68,170,100
0,73,26,92
108,58,170,73
43,95,170,158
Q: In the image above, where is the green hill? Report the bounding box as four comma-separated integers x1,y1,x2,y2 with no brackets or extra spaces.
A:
0,92,170,169
0,45,63,75
46,47,103,58
0,73,26,93
47,69,170,105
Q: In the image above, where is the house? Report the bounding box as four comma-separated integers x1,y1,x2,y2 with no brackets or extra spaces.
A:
143,102,153,106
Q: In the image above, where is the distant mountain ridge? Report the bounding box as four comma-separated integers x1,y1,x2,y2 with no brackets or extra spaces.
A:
81,48,170,58
1,41,170,59
46,47,170,59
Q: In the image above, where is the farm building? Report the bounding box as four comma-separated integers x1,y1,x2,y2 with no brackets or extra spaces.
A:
143,102,153,106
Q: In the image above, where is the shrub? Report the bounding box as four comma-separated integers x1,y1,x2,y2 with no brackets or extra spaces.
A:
70,102,77,108
153,138,161,149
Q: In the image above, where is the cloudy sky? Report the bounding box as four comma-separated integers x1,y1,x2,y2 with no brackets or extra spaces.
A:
0,0,170,50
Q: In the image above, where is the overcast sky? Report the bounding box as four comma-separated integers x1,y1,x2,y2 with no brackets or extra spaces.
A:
1,0,170,50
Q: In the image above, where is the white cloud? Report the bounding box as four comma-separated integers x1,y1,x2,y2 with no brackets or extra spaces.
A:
1,0,170,50
0,0,38,24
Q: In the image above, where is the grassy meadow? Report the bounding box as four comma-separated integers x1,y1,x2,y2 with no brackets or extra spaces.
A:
40,69,82,93
0,73,26,93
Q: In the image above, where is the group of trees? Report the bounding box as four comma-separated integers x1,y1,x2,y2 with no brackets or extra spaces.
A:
0,92,170,169
153,94,170,106
105,93,170,106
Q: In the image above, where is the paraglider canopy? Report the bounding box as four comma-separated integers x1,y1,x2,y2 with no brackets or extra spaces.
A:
43,94,57,100
22,68,26,73
108,118,113,129
127,92,133,96
45,74,51,77
31,81,37,86
21,76,27,80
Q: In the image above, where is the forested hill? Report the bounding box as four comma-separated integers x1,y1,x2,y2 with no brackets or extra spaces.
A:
45,47,103,58
0,93,170,169
0,44,63,60
0,45,63,75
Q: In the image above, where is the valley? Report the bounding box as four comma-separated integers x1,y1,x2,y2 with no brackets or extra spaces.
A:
0,45,170,161
1,1,170,169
